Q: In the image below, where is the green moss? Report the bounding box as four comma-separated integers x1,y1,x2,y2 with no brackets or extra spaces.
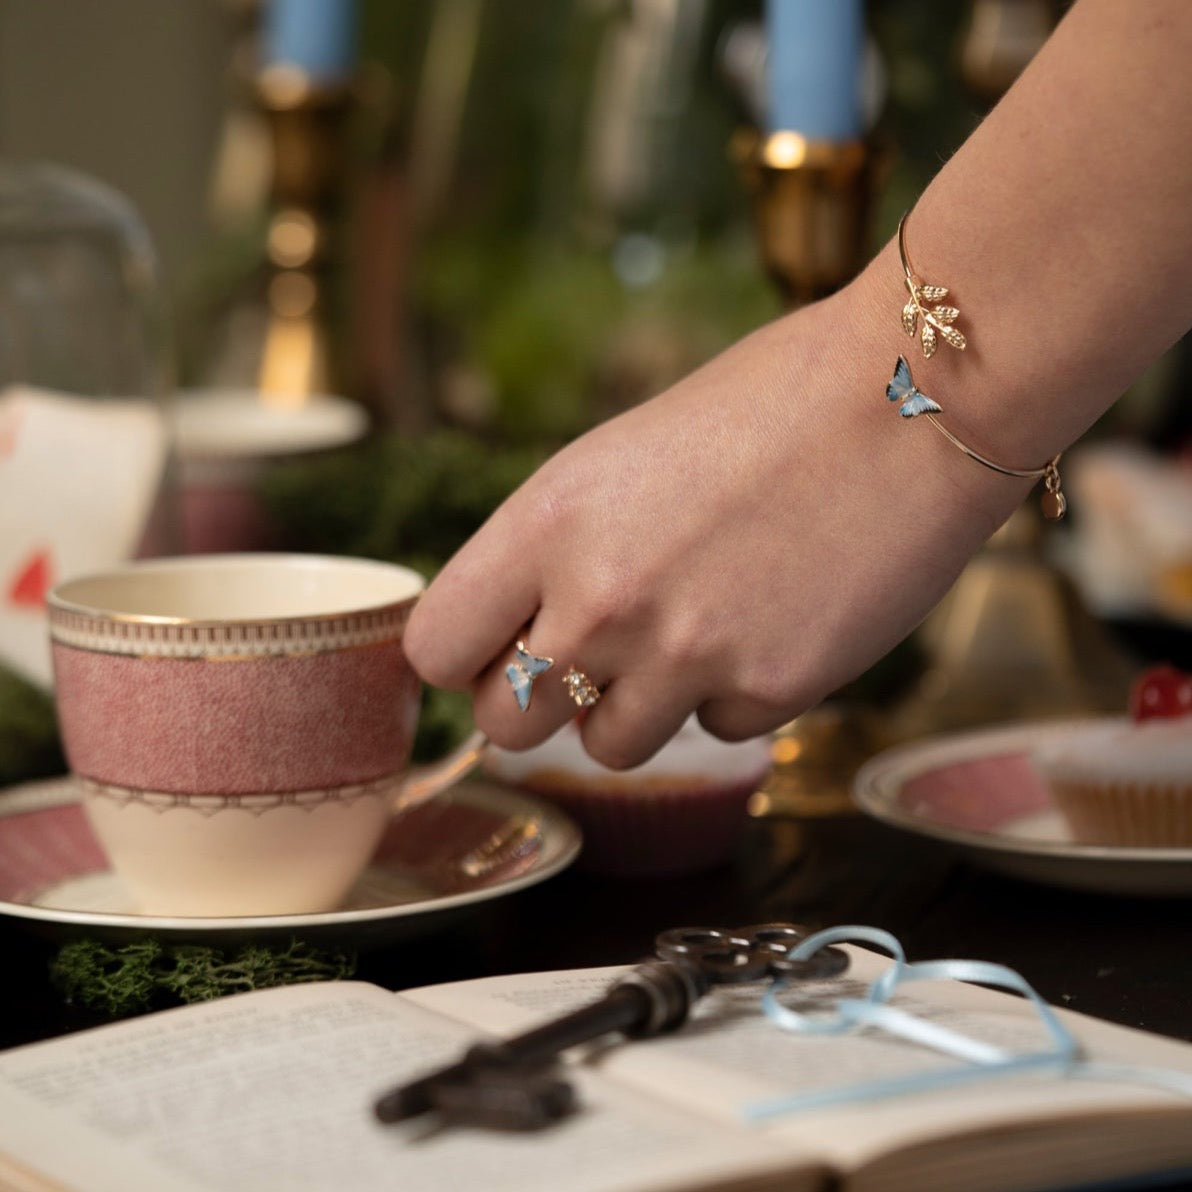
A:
50,938,357,1020
413,685,476,764
0,666,65,787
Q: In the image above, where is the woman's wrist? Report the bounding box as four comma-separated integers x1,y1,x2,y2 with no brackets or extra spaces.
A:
886,196,1079,472
819,251,1037,535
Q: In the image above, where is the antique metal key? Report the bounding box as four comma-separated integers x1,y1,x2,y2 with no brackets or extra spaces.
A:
374,924,848,1131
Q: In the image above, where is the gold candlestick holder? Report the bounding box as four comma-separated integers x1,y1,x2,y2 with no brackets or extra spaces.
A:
735,127,882,818
254,66,355,406
888,507,1136,741
731,128,876,308
751,703,889,821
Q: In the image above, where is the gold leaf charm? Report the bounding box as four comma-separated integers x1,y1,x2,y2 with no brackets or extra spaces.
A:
902,282,967,357
897,212,968,358
938,325,967,350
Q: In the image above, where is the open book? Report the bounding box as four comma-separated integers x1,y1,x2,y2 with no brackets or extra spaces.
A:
2,944,1192,1192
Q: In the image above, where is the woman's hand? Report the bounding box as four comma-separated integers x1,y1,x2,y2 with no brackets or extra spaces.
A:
406,0,1192,768
404,278,1027,768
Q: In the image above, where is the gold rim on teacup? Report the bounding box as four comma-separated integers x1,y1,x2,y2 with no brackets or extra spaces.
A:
48,553,424,660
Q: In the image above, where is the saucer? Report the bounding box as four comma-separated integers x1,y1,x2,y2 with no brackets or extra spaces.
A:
853,720,1192,897
0,776,580,943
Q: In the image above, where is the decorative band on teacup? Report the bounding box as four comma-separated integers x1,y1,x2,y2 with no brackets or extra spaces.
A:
77,773,398,816
47,605,413,660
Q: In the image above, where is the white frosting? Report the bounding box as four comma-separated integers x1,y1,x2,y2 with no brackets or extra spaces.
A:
483,716,772,788
1034,715,1192,784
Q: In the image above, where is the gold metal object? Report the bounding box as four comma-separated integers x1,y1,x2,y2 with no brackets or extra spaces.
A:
254,68,356,406
1155,559,1192,624
898,210,967,358
922,412,1066,521
889,508,1136,739
457,815,541,880
890,354,1067,520
894,214,1063,515
562,667,602,708
751,703,887,819
731,129,875,308
397,729,488,810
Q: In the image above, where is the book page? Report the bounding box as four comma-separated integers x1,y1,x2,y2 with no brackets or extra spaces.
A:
0,981,813,1192
405,949,1192,1187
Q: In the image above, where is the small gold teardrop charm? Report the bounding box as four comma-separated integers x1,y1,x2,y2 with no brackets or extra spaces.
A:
1041,490,1067,521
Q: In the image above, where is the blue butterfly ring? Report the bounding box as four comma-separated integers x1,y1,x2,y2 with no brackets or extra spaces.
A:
505,641,555,712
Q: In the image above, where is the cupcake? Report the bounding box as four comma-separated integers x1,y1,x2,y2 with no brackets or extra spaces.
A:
483,717,773,877
1034,665,1192,846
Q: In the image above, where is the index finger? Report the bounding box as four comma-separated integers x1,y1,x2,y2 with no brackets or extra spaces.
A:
403,506,542,690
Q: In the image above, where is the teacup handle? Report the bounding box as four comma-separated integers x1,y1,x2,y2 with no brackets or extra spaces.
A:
393,729,489,813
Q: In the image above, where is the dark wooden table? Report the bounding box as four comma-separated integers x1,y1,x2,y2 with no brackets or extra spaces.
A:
4,806,1190,1051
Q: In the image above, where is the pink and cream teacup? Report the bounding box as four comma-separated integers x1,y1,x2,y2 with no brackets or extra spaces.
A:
48,553,460,917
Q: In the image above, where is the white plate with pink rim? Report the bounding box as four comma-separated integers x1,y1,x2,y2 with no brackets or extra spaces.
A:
0,775,581,944
853,718,1192,897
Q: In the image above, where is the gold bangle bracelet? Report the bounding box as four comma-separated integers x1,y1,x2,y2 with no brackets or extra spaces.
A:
924,411,1065,520
886,355,1067,520
890,206,1065,520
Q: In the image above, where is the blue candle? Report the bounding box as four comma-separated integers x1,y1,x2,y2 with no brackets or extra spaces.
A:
263,0,357,83
765,0,864,140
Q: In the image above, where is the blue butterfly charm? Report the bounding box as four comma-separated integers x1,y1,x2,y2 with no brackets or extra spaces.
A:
886,355,942,419
505,641,554,712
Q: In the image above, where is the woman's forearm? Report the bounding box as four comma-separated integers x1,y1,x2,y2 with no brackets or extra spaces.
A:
848,0,1192,470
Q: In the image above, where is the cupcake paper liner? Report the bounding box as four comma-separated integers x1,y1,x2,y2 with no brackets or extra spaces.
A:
517,775,765,878
1049,780,1192,847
